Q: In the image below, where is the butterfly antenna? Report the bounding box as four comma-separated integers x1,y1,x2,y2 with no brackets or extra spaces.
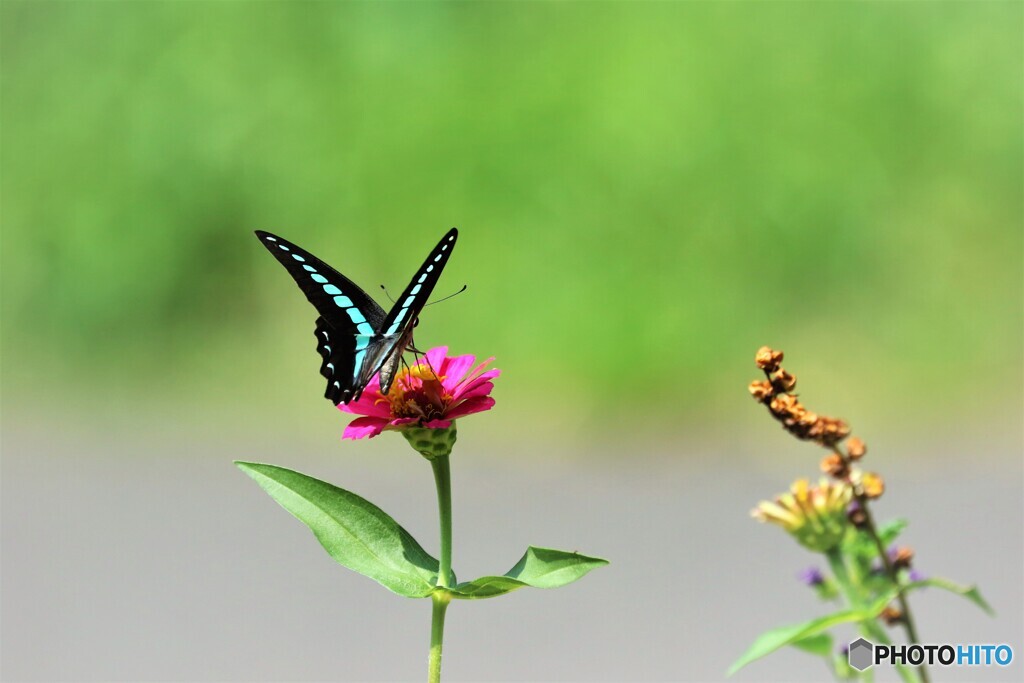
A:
379,284,397,304
424,284,468,307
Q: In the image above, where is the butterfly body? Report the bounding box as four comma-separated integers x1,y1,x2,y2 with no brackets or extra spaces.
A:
256,228,458,404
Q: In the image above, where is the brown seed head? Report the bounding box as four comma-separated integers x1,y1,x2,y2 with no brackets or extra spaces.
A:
772,369,798,393
847,502,868,529
819,419,851,446
755,346,784,373
880,605,903,626
769,393,800,418
891,546,914,571
748,380,774,402
808,417,850,446
846,437,866,460
820,454,849,478
798,411,819,427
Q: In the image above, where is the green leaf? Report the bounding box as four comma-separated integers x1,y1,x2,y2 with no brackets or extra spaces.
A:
792,632,833,657
236,461,439,598
905,577,994,616
448,546,609,600
727,593,893,676
876,518,908,546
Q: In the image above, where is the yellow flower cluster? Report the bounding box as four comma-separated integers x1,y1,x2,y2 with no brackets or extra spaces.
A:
752,478,854,552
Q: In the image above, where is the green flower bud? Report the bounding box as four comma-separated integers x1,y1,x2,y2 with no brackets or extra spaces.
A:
402,424,458,460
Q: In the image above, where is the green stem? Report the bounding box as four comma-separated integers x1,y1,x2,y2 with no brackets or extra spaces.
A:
428,592,450,683
427,454,453,683
855,492,928,680
431,455,453,588
827,549,914,683
828,446,929,683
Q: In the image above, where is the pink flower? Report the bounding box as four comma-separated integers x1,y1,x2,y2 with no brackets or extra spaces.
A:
339,347,499,440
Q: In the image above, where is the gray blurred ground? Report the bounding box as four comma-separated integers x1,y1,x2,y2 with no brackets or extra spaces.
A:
2,422,1021,682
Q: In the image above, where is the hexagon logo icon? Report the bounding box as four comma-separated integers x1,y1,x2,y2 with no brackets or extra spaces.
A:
849,638,874,671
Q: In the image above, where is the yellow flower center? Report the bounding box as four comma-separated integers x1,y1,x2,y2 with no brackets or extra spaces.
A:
378,362,452,422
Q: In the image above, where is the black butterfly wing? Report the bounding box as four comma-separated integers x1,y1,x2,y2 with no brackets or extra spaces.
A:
371,227,459,394
255,230,388,404
313,315,388,404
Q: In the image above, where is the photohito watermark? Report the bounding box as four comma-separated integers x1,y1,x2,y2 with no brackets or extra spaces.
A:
849,638,1014,672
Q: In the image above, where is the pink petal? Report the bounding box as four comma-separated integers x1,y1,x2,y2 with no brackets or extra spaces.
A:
423,418,453,429
452,372,499,400
439,354,476,387
424,346,449,372
342,416,388,439
462,358,497,384
387,417,418,429
445,396,495,420
337,393,392,418
450,381,494,403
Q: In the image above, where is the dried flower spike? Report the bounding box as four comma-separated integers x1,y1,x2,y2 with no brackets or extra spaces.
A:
751,350,854,448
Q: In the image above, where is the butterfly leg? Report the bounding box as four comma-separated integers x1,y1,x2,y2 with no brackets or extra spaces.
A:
419,348,444,379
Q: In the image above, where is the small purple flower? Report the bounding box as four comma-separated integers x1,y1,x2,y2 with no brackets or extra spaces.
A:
839,643,850,657
909,569,926,583
798,566,825,587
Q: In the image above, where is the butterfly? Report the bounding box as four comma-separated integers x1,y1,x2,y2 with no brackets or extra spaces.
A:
255,228,458,405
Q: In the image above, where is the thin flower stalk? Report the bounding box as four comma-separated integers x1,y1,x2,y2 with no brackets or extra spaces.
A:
343,346,500,683
831,440,925,672
429,452,453,683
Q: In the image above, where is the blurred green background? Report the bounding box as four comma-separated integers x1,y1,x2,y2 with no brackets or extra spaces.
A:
3,4,1022,682
3,0,1021,439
